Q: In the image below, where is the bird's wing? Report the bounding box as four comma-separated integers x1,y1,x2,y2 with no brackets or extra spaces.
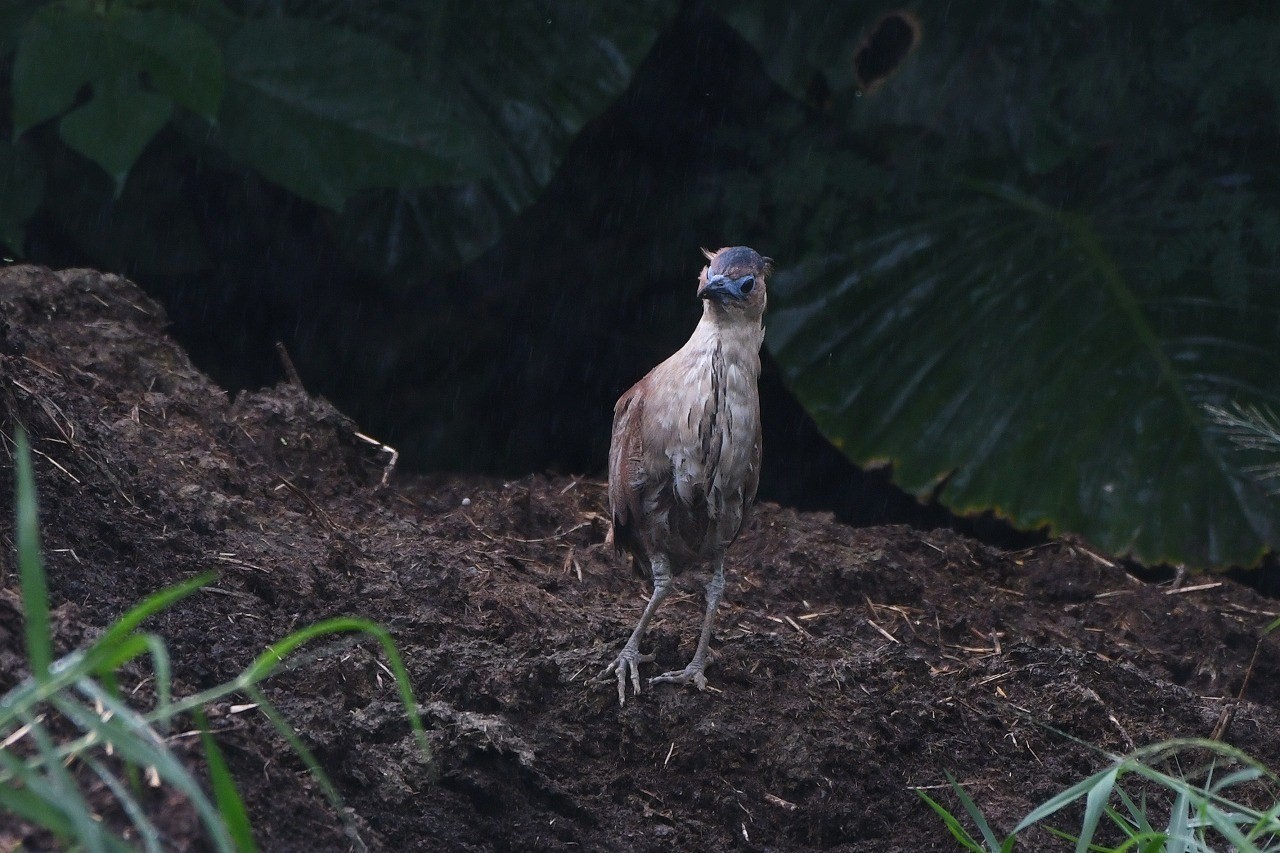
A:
608,384,647,554
742,398,762,519
745,422,762,511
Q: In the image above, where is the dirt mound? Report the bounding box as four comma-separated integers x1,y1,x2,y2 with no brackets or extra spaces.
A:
1,264,1278,851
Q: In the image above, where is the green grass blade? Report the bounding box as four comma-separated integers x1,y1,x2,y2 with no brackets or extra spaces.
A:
240,685,343,810
0,636,152,742
1115,787,1154,834
916,789,992,852
1109,831,1175,853
1077,767,1120,853
1165,783,1191,852
1014,766,1117,832
195,708,258,853
240,685,369,850
1103,803,1139,840
87,572,215,666
0,651,90,730
84,633,159,681
0,776,77,838
14,427,52,680
0,639,157,733
0,451,439,853
96,669,147,798
1211,767,1265,793
23,710,106,850
2,576,203,729
84,755,162,853
0,743,83,841
925,737,1280,852
166,617,432,768
1132,761,1270,825
1044,812,1170,853
55,687,236,853
365,625,434,768
0,678,41,731
1247,802,1280,842
1205,803,1256,850
141,633,174,727
86,632,175,729
942,770,1004,852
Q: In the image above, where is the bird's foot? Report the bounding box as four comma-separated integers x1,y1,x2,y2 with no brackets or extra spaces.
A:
649,662,708,692
602,646,656,706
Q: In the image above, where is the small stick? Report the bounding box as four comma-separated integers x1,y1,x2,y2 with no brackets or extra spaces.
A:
1,716,42,749
783,614,812,638
797,610,839,621
353,431,399,487
31,448,81,485
764,792,798,811
867,618,899,644
277,477,338,530
1074,545,1116,568
1163,582,1222,596
275,341,304,390
500,521,591,545
214,554,271,574
1211,629,1268,741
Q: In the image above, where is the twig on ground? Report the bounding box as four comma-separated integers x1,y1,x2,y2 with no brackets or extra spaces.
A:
275,341,305,390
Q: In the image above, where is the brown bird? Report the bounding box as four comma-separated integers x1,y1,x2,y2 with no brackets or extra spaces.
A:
603,246,772,705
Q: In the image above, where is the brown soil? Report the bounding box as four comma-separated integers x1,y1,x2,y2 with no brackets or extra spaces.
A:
2,264,1279,851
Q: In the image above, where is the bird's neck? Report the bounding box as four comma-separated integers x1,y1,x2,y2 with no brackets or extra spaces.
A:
692,306,765,360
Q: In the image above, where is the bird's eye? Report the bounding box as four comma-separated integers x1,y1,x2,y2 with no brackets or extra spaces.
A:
740,277,755,294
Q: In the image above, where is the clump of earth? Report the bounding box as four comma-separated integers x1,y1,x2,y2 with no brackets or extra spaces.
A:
1,265,1278,850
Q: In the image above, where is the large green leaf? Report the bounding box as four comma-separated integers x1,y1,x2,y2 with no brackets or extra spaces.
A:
58,74,173,188
213,1,675,270
11,6,110,135
719,0,1280,567
301,0,679,272
769,182,1280,567
11,5,223,186
12,6,222,130
214,18,471,211
113,10,224,119
7,2,674,271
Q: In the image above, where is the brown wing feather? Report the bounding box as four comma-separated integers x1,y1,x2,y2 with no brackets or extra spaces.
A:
607,383,646,558
736,397,763,537
744,425,762,514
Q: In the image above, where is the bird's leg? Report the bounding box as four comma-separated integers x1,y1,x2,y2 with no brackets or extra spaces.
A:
651,554,725,692
602,554,672,705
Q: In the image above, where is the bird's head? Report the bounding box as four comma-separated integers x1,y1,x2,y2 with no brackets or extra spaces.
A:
696,246,772,321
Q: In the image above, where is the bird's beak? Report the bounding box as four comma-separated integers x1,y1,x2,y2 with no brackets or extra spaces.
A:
698,274,755,302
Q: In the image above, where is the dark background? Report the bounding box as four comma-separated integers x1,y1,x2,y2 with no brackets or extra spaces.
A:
8,1,1278,569
23,6,963,532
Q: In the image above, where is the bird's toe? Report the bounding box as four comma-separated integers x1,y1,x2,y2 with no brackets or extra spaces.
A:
602,647,656,706
650,664,708,692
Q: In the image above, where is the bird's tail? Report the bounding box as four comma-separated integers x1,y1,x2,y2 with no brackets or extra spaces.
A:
630,551,652,581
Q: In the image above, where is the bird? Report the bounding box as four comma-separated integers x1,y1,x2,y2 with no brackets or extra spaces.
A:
603,245,772,705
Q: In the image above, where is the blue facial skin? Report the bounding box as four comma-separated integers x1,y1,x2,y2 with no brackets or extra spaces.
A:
699,274,756,302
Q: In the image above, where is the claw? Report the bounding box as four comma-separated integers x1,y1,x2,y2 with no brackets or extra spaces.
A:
649,663,708,692
602,646,656,705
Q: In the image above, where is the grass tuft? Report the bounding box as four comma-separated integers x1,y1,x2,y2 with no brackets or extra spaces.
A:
923,738,1280,852
0,426,433,849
